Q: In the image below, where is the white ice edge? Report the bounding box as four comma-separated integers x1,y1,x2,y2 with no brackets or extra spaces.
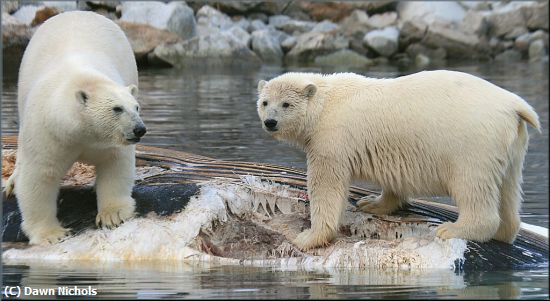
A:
3,175,468,270
520,222,549,238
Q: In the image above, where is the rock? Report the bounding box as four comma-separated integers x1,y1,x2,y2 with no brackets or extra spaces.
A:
521,1,549,31
405,43,446,61
398,19,428,47
515,33,531,52
339,9,369,37
196,5,233,31
202,1,289,16
483,2,531,39
2,12,21,26
82,1,120,11
313,49,372,67
494,49,523,62
2,1,19,14
154,31,261,68
365,12,397,29
30,6,60,27
298,2,354,22
120,1,196,40
286,31,349,63
248,13,268,23
226,25,251,48
529,30,549,50
116,21,181,63
12,5,42,26
363,26,399,57
422,21,490,59
459,1,494,11
397,2,466,25
2,24,35,70
280,36,297,52
42,1,77,11
268,15,315,35
232,17,250,32
461,10,489,37
251,29,283,64
249,19,267,32
529,39,547,62
311,20,339,33
414,53,430,68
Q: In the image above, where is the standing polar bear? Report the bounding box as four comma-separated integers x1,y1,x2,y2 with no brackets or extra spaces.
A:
257,71,540,250
5,11,146,245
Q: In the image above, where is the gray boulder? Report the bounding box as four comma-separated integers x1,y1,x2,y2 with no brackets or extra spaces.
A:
196,5,233,31
226,25,251,48
268,14,315,35
286,31,349,63
313,49,372,67
365,12,397,29
363,26,399,57
251,29,283,64
521,1,549,31
232,17,250,32
422,21,490,59
12,5,42,25
311,20,339,33
339,9,369,37
281,36,297,52
397,2,466,25
249,19,267,32
154,31,261,68
482,2,529,39
120,1,196,40
116,21,181,63
529,39,547,62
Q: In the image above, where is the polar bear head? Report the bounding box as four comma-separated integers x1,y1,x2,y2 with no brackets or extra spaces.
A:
256,74,317,144
75,80,146,146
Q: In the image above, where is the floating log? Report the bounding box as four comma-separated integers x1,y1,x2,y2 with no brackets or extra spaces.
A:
1,136,547,271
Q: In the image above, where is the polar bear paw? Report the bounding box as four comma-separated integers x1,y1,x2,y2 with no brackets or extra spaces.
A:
26,224,71,245
292,229,333,251
357,195,399,215
96,202,135,229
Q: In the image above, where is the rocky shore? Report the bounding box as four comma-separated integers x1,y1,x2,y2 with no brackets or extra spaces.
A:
2,1,549,69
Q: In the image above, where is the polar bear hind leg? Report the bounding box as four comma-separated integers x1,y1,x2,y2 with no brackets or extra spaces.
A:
357,189,406,215
436,166,502,242
494,123,529,243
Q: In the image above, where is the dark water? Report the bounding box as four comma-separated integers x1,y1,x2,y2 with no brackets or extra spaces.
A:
1,61,548,299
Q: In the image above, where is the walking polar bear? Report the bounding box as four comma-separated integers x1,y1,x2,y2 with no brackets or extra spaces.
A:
257,71,540,250
5,11,146,245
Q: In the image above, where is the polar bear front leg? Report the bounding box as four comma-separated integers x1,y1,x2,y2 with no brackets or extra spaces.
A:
15,161,70,245
94,147,136,228
293,159,350,250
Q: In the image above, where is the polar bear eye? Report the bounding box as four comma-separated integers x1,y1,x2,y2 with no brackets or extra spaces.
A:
113,106,123,113
282,102,290,108
262,101,268,106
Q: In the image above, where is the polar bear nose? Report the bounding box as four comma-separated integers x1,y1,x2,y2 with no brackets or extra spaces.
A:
264,119,278,129
133,125,147,138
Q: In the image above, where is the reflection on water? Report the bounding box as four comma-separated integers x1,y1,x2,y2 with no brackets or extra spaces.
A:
1,61,548,299
2,260,548,299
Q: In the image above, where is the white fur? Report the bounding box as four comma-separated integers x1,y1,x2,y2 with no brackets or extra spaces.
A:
6,11,144,245
257,71,540,250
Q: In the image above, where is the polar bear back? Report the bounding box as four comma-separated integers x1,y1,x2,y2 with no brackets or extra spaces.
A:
18,11,137,111
317,70,533,154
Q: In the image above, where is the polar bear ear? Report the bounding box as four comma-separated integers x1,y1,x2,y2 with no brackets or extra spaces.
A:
128,84,139,98
76,90,89,106
303,84,317,98
257,80,267,93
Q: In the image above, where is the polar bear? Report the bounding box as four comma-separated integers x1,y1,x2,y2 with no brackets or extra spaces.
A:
257,71,540,250
4,11,146,245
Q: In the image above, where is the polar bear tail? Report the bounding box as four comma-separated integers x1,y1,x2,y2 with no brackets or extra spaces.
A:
516,100,541,133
